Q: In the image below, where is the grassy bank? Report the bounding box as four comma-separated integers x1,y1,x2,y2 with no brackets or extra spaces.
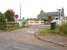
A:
38,21,67,37
38,27,67,37
38,28,58,36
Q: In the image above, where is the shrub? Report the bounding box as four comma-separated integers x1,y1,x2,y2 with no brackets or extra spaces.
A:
59,22,67,35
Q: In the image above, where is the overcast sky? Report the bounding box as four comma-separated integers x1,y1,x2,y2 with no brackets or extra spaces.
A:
0,0,65,18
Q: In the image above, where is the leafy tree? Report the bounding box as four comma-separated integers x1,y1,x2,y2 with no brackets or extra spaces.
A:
0,12,6,30
0,12,6,23
4,9,15,21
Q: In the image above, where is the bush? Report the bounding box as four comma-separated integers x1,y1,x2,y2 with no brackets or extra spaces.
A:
59,22,67,35
5,22,18,31
38,21,67,36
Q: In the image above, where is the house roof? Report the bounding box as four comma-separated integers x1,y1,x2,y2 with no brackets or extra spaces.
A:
46,12,59,16
46,12,64,16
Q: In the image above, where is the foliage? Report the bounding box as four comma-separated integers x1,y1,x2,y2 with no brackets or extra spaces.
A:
39,22,67,36
0,12,6,23
59,22,67,35
0,10,18,31
4,9,15,21
0,12,6,30
4,22,18,31
38,27,60,36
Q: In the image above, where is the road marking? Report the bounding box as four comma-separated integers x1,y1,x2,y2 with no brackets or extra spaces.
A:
27,29,35,34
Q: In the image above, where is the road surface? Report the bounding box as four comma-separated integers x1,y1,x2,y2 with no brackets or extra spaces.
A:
0,25,66,50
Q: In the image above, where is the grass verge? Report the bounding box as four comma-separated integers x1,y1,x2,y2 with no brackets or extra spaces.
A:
38,28,62,37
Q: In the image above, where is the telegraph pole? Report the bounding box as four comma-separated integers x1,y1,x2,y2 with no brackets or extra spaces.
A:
19,3,22,27
20,3,21,20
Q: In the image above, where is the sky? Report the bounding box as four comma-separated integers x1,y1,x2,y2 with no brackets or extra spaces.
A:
0,0,66,19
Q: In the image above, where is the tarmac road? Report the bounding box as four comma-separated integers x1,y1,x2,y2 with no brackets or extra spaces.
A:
0,25,66,50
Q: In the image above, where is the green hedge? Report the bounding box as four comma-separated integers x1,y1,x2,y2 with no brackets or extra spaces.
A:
0,22,18,31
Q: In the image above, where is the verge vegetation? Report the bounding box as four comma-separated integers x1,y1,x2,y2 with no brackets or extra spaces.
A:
38,22,67,37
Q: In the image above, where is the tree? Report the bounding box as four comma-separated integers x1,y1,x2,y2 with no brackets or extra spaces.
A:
4,9,15,21
0,12,6,30
0,12,6,23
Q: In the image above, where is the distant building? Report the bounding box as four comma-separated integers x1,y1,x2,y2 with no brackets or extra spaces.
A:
38,8,64,23
27,18,44,25
47,8,64,20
